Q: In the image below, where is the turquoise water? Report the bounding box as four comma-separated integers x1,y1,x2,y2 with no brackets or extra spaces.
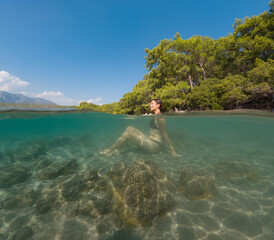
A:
0,111,274,240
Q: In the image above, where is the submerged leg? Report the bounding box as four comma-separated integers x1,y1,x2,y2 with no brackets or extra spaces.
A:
100,126,159,156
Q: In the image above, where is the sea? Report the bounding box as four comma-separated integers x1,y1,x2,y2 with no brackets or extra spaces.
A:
0,110,273,240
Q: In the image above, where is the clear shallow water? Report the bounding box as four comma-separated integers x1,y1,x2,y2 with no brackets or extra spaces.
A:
0,111,273,240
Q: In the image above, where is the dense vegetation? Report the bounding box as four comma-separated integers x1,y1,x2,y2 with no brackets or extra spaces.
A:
79,1,274,114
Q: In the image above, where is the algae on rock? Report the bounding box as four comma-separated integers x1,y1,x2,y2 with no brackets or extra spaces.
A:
109,160,176,226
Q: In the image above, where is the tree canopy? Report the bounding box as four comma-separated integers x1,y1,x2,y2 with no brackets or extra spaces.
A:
79,1,274,114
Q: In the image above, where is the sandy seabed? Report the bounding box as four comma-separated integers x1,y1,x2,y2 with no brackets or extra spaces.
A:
0,112,273,240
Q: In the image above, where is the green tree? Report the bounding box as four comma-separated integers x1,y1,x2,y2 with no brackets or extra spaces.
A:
247,59,274,86
84,1,273,114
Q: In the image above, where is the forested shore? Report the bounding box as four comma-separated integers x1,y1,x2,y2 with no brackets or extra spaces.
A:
79,1,274,114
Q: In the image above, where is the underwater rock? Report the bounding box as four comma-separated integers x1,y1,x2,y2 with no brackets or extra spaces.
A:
9,214,30,230
9,225,34,240
13,140,49,163
78,197,97,218
61,169,98,201
78,195,112,219
108,162,127,180
62,201,80,217
35,190,61,215
2,212,17,223
108,227,142,240
177,168,217,200
59,219,88,240
35,199,52,215
214,160,261,184
85,168,99,181
61,175,91,201
97,219,111,234
2,197,21,210
94,176,109,192
22,140,48,159
37,157,53,169
37,159,78,180
96,215,122,236
0,165,31,188
78,184,113,218
32,229,55,240
108,162,127,190
2,189,40,209
111,160,176,226
0,234,6,240
90,191,113,215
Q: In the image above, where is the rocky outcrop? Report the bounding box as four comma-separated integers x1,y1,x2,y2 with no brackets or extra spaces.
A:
109,160,176,226
178,168,217,200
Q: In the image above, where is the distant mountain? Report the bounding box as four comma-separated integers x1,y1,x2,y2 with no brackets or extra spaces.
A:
0,91,56,105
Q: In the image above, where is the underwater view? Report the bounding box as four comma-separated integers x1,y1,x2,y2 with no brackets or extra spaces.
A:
0,111,273,240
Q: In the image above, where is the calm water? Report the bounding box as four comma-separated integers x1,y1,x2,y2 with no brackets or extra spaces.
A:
0,111,273,240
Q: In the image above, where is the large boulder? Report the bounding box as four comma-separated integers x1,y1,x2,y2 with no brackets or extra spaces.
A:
110,160,176,226
178,168,217,200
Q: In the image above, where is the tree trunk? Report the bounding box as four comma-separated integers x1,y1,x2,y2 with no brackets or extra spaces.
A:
188,74,194,90
199,60,207,81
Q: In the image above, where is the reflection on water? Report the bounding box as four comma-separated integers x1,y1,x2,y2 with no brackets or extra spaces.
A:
0,111,274,240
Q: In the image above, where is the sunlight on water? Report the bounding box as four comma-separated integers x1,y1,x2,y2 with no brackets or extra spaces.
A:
0,111,273,240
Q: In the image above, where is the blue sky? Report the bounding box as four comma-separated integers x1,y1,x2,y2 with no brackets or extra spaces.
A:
0,0,270,105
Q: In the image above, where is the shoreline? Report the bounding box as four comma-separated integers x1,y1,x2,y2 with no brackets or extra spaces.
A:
0,107,77,112
0,108,273,118
163,109,274,118
168,108,273,114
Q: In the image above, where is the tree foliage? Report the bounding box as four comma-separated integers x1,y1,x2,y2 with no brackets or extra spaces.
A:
79,2,273,114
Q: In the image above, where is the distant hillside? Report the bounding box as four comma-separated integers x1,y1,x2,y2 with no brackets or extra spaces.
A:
0,91,56,105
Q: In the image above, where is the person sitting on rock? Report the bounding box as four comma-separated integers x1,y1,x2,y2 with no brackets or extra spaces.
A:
100,99,180,157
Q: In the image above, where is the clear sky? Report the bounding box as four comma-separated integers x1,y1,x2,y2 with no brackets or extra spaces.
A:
0,0,270,105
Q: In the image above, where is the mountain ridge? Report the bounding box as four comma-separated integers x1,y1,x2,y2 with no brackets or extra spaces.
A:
0,91,56,105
